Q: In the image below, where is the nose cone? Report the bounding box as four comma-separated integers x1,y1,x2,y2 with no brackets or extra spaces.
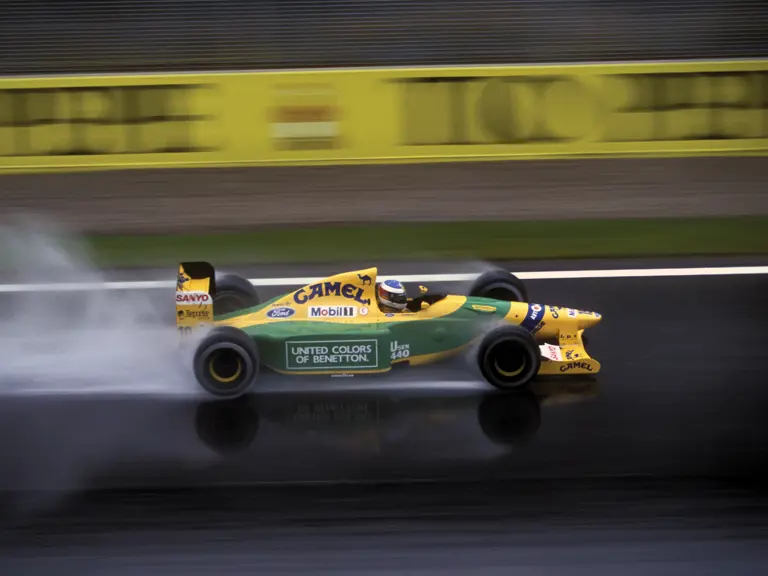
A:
578,310,602,329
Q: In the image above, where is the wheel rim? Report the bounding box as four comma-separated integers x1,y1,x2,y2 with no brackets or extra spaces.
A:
207,348,244,384
492,344,527,377
494,357,526,377
487,339,532,384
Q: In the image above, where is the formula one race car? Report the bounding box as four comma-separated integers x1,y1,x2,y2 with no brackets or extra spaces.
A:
176,263,602,398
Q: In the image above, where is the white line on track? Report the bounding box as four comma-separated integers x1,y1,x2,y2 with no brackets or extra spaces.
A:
0,266,765,293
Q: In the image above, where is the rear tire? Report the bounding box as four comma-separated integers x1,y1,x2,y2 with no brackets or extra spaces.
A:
469,269,528,302
477,325,540,390
193,326,260,398
214,274,260,315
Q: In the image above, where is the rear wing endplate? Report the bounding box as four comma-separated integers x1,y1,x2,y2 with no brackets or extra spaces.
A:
176,261,216,336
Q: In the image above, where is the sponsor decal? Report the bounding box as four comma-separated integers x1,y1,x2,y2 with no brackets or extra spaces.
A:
418,285,428,294
521,303,544,332
286,339,379,370
532,321,546,335
181,310,211,319
539,343,563,362
578,309,601,318
175,291,211,305
308,305,357,318
357,273,372,285
0,84,216,157
176,271,190,290
472,304,497,313
398,71,768,150
550,306,579,320
360,306,369,316
564,349,578,360
559,361,593,372
266,307,296,319
385,313,395,317
390,340,411,361
270,82,340,151
293,281,371,306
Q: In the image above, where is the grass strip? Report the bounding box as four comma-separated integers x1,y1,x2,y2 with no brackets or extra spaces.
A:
83,216,768,268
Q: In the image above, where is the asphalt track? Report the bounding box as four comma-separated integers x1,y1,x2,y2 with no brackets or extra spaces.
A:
1,256,768,574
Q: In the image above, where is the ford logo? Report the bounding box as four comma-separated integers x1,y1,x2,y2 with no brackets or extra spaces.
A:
267,307,296,319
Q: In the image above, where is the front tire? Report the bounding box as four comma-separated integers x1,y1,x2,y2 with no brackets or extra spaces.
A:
469,269,528,302
193,326,260,398
477,325,540,390
214,274,261,316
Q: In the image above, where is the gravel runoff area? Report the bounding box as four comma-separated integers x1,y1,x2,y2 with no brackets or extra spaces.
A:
1,157,766,234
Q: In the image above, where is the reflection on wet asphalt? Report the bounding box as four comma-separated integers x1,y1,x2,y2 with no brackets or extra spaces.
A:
0,380,595,492
1,265,767,574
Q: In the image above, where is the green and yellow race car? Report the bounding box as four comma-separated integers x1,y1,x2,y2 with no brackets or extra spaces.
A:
176,262,602,398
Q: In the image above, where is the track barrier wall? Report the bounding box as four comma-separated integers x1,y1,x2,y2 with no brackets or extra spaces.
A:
1,60,767,173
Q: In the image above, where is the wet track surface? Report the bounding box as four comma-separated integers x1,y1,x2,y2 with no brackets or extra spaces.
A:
1,258,768,574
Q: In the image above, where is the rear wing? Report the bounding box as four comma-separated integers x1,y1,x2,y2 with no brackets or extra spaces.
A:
176,261,216,336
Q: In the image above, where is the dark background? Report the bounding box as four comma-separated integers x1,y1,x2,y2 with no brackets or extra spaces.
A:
1,0,766,73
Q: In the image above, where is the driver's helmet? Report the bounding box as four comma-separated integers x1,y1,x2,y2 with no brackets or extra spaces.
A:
377,279,407,310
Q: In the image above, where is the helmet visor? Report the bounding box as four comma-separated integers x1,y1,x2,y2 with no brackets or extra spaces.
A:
379,284,407,307
386,291,407,306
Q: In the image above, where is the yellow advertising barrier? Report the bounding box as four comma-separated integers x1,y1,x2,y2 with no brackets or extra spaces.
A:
0,60,766,172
